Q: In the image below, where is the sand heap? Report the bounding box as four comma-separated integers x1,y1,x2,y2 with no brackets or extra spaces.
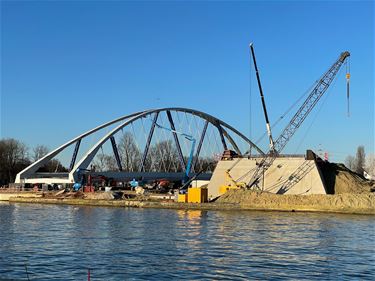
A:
46,190,115,200
217,190,375,213
84,192,114,200
216,162,375,213
318,162,375,194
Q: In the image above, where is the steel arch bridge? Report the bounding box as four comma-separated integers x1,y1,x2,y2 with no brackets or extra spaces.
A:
15,108,264,184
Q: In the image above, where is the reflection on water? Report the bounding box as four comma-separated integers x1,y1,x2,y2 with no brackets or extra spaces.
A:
0,202,374,280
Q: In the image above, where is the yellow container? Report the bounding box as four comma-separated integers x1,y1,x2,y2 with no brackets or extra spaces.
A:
178,193,188,203
187,187,208,203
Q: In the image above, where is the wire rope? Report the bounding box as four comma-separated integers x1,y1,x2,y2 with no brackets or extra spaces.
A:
294,65,343,153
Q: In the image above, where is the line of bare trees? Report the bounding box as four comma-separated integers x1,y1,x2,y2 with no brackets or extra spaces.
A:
0,138,67,185
0,133,217,185
93,132,216,173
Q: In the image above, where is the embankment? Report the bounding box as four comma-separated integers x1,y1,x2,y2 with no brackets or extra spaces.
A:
0,191,42,201
216,190,375,214
6,191,375,215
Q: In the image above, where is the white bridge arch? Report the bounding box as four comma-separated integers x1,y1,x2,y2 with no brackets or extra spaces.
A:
16,108,264,184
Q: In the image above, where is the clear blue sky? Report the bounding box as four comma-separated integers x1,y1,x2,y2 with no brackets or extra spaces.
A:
1,0,374,162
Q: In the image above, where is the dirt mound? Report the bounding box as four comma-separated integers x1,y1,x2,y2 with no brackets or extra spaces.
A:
318,162,374,194
84,192,114,200
49,191,115,200
217,190,375,213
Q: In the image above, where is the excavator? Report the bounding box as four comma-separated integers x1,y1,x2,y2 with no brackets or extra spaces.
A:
221,44,350,192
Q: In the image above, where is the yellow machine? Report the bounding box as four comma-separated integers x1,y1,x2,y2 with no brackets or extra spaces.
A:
219,170,247,195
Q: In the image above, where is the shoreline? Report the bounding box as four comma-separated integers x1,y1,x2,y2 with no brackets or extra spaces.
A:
5,195,375,215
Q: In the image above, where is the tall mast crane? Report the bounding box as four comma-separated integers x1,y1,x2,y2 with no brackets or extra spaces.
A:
249,43,275,153
247,51,350,188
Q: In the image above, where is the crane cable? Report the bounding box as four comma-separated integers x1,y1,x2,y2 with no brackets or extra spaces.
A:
294,64,344,153
254,79,316,146
346,57,351,117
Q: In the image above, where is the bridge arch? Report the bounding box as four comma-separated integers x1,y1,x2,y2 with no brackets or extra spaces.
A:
16,108,264,184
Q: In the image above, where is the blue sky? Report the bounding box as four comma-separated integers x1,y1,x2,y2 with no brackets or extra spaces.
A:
1,0,374,162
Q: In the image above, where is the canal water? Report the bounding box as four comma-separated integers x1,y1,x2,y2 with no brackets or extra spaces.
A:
0,202,374,280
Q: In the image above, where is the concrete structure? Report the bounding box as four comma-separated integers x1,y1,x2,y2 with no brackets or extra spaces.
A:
207,156,327,199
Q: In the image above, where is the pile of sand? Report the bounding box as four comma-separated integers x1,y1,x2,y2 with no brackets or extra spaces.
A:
48,191,115,200
318,162,374,194
217,190,375,213
84,192,114,200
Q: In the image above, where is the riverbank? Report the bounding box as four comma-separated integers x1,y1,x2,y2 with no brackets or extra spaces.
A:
0,191,42,201
4,191,375,215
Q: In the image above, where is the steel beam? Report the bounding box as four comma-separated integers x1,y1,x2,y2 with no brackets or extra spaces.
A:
110,136,123,171
221,127,241,155
216,124,228,150
166,110,186,171
140,112,159,171
69,139,81,171
192,120,208,170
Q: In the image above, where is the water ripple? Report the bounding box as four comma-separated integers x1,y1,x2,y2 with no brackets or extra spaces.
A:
0,202,374,280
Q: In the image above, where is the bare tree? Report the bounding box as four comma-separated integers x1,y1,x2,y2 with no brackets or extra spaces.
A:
149,140,181,172
31,145,69,173
105,155,118,171
355,145,366,175
32,145,49,162
93,153,107,171
345,155,356,171
199,156,217,173
92,153,117,171
0,138,30,184
117,132,141,172
36,158,68,173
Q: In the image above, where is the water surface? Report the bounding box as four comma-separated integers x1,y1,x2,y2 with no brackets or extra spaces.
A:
0,202,374,280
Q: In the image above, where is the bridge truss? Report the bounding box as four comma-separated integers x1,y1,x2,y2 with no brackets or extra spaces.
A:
15,108,264,184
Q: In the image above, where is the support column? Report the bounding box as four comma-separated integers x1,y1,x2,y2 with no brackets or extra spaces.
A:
217,124,228,150
140,112,159,171
110,136,122,171
221,127,241,155
69,139,81,171
192,120,208,170
166,110,186,172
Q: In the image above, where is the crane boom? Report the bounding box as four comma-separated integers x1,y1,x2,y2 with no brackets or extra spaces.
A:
247,51,350,188
249,43,275,153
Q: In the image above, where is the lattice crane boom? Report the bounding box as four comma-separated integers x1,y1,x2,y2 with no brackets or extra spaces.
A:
247,51,350,188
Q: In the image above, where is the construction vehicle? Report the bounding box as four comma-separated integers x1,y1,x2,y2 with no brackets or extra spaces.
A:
73,168,108,192
247,50,351,189
223,47,350,192
220,43,277,193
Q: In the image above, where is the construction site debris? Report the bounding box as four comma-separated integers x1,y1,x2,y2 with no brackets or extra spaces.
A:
135,186,145,195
